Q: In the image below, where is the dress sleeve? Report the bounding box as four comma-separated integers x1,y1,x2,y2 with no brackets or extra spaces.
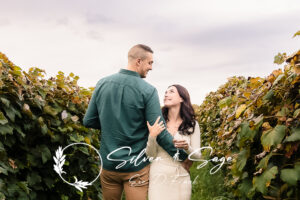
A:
145,135,158,158
185,121,202,159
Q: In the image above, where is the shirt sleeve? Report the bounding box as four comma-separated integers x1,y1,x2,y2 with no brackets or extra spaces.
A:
83,88,101,129
186,121,202,159
145,135,158,158
145,88,188,162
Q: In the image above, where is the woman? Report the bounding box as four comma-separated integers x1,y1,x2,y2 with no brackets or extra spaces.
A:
146,84,202,200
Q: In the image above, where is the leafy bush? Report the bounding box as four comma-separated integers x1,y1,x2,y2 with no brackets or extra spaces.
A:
190,157,234,200
194,50,300,199
1,42,299,200
0,52,101,200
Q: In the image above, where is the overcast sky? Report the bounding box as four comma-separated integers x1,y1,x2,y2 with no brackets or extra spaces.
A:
1,0,300,105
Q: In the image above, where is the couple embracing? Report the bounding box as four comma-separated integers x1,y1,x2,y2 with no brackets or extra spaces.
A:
83,44,202,200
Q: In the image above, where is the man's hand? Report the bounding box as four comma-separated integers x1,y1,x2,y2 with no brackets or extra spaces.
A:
181,158,193,174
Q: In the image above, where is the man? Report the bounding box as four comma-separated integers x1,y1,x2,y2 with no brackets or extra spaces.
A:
83,44,191,200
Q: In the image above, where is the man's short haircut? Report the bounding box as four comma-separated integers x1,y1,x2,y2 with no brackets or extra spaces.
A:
128,44,153,61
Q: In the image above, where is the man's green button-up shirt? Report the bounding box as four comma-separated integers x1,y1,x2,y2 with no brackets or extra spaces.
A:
83,69,188,172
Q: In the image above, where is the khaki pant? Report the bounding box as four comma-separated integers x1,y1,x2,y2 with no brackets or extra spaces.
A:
100,165,150,200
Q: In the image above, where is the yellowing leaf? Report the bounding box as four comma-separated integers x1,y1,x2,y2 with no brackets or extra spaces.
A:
243,92,251,98
272,69,283,77
0,111,8,125
267,74,275,82
293,30,300,38
84,137,91,145
236,104,247,118
262,122,272,131
249,77,263,88
293,108,300,118
227,113,235,122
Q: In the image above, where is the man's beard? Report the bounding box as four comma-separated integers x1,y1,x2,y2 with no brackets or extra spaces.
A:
142,70,147,78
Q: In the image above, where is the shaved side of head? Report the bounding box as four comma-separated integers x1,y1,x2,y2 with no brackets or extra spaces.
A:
128,44,153,62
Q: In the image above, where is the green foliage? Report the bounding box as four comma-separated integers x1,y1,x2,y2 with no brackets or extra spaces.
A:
253,166,278,194
0,52,101,199
1,45,300,199
284,127,300,142
280,162,300,186
190,160,234,200
261,125,286,152
194,50,300,199
274,53,287,65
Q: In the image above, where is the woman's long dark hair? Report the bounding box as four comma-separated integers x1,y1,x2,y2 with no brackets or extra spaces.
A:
162,84,196,135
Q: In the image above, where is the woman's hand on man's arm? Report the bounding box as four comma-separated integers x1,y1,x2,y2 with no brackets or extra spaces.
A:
147,116,165,137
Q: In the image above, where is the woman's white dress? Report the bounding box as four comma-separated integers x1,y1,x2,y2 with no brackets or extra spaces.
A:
146,121,202,200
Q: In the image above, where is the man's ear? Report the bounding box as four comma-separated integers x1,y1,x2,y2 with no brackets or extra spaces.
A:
136,58,141,66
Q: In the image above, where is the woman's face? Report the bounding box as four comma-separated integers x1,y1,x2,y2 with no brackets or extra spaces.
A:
163,86,183,107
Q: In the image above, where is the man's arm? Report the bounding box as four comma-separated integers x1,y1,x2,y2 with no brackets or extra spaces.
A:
145,88,188,161
83,88,101,129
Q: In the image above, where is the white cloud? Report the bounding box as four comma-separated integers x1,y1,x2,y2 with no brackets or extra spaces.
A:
0,0,300,105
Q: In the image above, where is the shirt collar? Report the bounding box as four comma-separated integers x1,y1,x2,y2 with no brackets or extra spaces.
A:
119,69,141,78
